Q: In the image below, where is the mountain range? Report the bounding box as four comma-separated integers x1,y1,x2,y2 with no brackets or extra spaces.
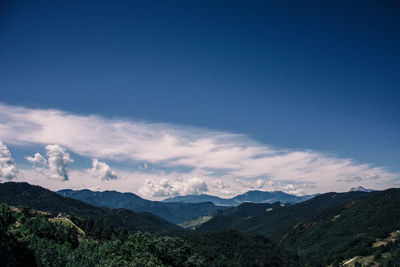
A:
189,189,400,265
57,189,317,224
0,182,301,266
57,189,226,224
1,181,399,266
195,190,375,235
163,190,316,205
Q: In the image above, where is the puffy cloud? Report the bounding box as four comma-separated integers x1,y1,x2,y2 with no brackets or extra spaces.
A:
89,159,118,181
139,177,208,197
0,103,398,195
285,184,296,191
209,179,235,195
183,177,209,195
140,178,179,197
46,145,73,181
26,145,73,181
212,179,230,190
233,178,265,190
26,153,47,168
0,141,18,181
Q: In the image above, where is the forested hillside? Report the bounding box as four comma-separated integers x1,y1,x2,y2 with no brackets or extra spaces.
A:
183,230,300,266
0,202,203,266
2,182,400,266
196,191,373,235
0,202,300,266
180,202,284,230
271,188,400,265
0,182,180,234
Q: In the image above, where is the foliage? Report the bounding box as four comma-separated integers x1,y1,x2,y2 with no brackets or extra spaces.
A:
273,189,400,265
0,202,204,267
196,191,373,235
0,182,180,234
2,182,399,267
0,203,36,267
0,201,301,266
184,230,300,266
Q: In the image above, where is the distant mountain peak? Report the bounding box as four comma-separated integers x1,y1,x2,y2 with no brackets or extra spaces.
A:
349,186,374,192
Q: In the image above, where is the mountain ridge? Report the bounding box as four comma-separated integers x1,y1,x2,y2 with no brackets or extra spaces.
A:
0,182,180,234
272,188,400,265
163,190,317,206
195,190,375,235
57,189,227,224
349,186,375,192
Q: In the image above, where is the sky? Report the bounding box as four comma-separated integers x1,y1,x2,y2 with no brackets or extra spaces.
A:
0,0,399,199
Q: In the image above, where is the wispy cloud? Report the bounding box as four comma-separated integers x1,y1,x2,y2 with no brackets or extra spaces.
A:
0,103,398,197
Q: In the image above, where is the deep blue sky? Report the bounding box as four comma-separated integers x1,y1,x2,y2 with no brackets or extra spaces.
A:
1,0,399,172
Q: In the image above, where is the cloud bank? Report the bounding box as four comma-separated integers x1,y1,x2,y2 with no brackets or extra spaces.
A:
26,145,73,181
0,141,18,181
0,103,398,196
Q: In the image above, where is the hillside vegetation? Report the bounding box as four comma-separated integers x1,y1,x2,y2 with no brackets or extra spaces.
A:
0,202,204,267
2,182,400,266
0,202,300,267
271,189,400,266
196,191,373,235
0,182,180,234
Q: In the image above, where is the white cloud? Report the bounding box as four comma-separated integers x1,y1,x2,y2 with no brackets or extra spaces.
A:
0,103,398,196
209,179,234,195
140,178,179,197
89,159,118,181
46,145,73,181
0,141,18,181
26,145,73,181
26,153,47,168
139,177,208,197
255,179,265,189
